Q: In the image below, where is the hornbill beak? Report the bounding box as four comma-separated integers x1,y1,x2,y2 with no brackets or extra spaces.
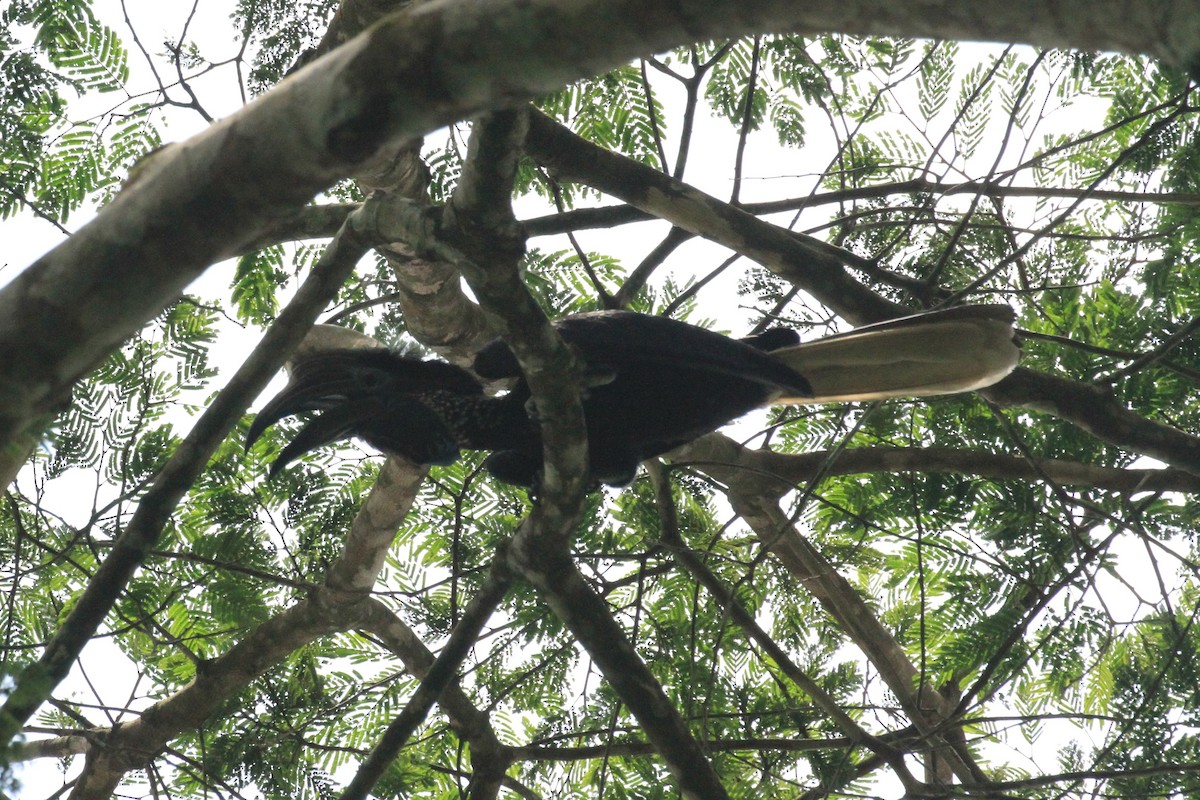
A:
244,354,462,476
244,359,374,477
245,367,357,451
260,403,364,478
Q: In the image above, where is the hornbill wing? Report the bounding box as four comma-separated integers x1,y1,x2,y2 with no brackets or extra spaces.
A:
472,310,813,399
768,304,1020,404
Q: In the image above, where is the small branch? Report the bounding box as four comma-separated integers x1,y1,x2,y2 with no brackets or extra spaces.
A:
510,730,919,761
675,441,1200,495
1100,315,1200,385
646,462,923,794
729,36,762,205
613,226,693,309
521,180,1200,238
357,598,512,793
339,563,513,800
505,542,734,800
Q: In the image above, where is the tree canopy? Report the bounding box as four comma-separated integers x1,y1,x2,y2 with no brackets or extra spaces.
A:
5,1,1200,798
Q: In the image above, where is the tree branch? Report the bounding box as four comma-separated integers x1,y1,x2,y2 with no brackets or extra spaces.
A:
524,109,907,325
676,441,1200,495
340,562,513,800
522,181,1200,237
69,592,369,799
647,462,923,794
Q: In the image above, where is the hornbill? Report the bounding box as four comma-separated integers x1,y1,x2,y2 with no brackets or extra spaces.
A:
246,305,1019,488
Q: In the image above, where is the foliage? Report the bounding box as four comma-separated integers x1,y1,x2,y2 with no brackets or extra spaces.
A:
1,0,145,222
5,5,1200,800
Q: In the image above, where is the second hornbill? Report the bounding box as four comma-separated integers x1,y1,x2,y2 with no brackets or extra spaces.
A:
246,306,1020,488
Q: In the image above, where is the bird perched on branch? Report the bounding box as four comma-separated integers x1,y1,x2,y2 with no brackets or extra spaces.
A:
246,306,1019,488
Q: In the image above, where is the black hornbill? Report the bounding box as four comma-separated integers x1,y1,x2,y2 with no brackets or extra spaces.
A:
246,306,1019,488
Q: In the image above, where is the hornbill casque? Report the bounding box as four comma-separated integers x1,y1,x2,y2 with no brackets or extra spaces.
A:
246,305,1020,489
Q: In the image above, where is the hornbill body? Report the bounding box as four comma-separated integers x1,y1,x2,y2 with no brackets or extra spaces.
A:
246,306,1019,488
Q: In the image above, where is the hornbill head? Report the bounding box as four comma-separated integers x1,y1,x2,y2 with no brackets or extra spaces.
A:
244,349,484,476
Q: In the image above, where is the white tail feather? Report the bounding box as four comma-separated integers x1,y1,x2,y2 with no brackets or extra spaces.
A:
770,305,1020,404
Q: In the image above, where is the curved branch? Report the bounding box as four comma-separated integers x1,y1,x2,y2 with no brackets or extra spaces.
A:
521,181,1200,237
525,109,907,325
69,593,366,799
984,368,1200,476
341,564,513,800
676,441,1200,495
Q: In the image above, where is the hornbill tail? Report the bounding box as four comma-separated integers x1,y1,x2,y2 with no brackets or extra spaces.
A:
768,304,1020,404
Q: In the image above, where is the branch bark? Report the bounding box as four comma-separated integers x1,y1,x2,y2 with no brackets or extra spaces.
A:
70,593,367,799
524,109,907,325
523,181,1200,237
68,434,426,794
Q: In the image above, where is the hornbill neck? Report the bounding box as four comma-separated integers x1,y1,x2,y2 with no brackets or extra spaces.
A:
417,389,537,452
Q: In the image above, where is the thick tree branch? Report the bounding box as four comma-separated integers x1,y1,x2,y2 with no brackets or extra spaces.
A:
725,491,992,791
69,592,369,799
68,378,426,794
239,202,360,252
524,109,907,325
389,109,594,510
12,734,90,762
438,112,732,797
983,368,1200,476
671,434,994,789
324,458,429,594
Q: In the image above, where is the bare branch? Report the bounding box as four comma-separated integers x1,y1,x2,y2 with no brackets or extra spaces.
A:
676,441,1200,495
